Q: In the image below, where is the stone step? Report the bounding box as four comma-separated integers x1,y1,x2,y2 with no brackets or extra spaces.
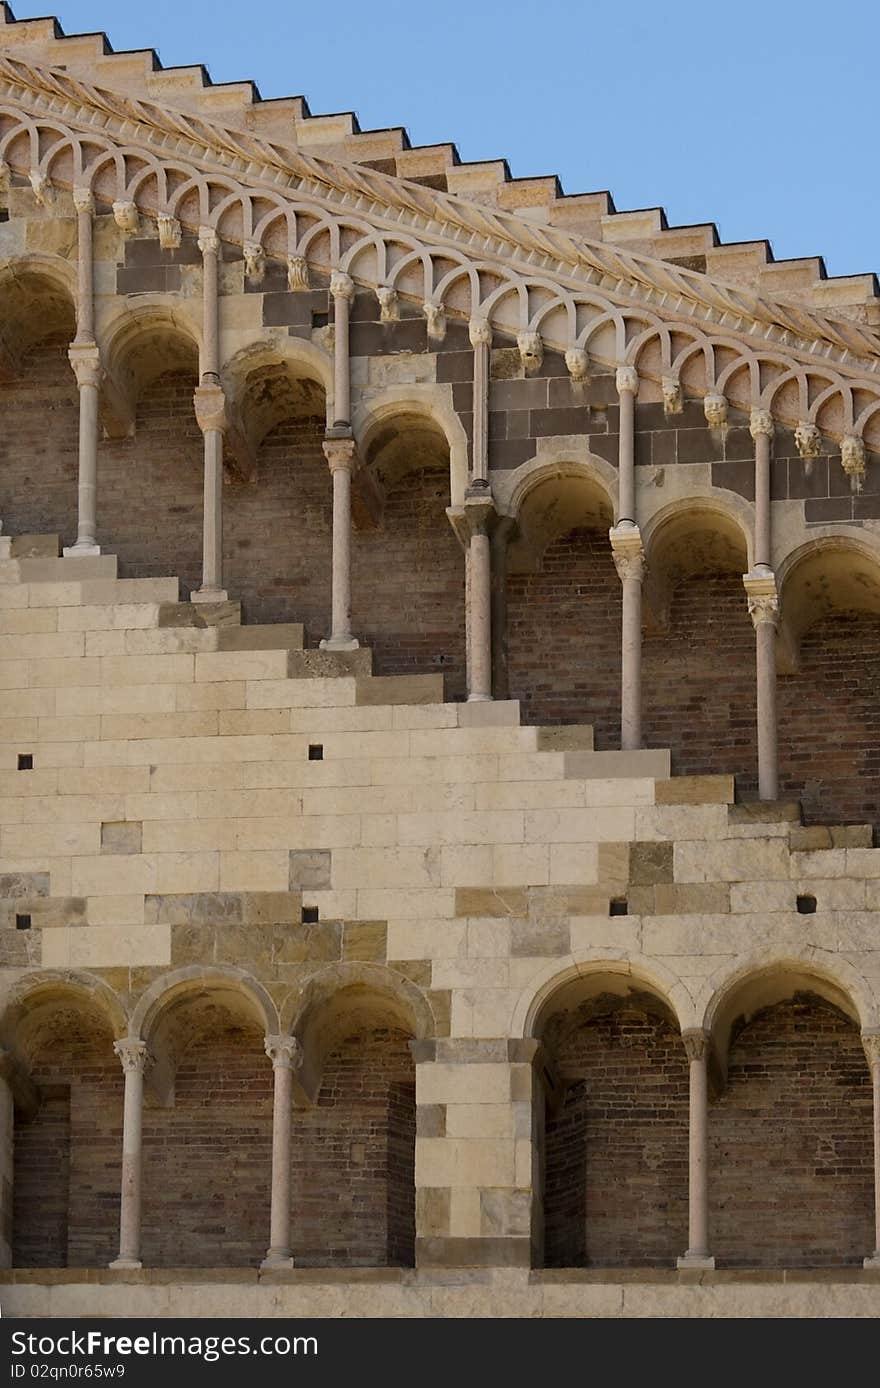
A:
354,673,444,706
17,555,119,583
789,822,874,850
564,748,671,780
656,775,736,806
217,623,305,653
728,800,802,825
158,601,243,630
287,648,373,680
535,725,595,753
8,534,60,559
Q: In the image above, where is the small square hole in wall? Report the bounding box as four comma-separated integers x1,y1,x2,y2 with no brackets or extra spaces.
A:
609,898,628,917
301,906,319,924
311,311,329,328
797,894,817,915
308,744,323,761
17,754,33,771
15,914,31,931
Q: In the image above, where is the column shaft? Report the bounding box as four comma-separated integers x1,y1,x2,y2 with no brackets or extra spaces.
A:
110,1039,150,1270
192,384,229,603
262,1036,301,1270
616,366,638,526
331,272,354,428
468,528,492,701
677,1030,714,1269
620,570,643,750
755,616,779,801
320,438,359,651
469,318,491,484
64,187,103,558
864,1037,880,1268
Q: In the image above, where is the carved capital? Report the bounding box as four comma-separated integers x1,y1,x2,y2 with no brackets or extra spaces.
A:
424,300,446,341
463,484,495,536
29,170,52,207
68,342,103,390
703,392,728,429
841,434,866,492
749,408,774,441
661,375,682,416
615,365,638,397
681,1028,709,1063
377,286,399,323
264,1034,303,1071
862,1031,880,1070
112,200,139,235
198,225,220,256
243,240,265,282
517,330,543,372
468,316,492,348
157,214,181,250
323,436,357,474
565,347,589,382
743,570,780,628
287,256,309,291
193,383,228,435
794,421,821,459
610,525,646,582
72,186,94,216
114,1038,152,1076
330,270,354,302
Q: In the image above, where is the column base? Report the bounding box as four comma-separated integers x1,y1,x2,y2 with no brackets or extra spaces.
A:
676,1253,715,1270
319,635,360,652
467,693,493,703
191,586,229,605
62,542,101,557
260,1251,294,1270
109,1257,143,1271
864,1252,880,1269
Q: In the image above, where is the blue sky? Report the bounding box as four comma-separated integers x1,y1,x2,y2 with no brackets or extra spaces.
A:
6,0,877,280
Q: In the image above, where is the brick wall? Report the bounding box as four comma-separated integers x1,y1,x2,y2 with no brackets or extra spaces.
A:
709,995,873,1267
290,1028,415,1267
0,334,80,546
543,1000,689,1267
12,1019,122,1268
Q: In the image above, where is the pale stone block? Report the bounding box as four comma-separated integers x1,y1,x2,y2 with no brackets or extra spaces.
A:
86,894,146,926
142,819,237,852
439,844,494,886
0,607,58,635
416,1137,515,1187
57,767,151,796
846,848,880,877
100,711,218,741
432,958,511,990
42,922,171,968
446,1104,513,1140
147,763,243,792
0,588,28,611
410,783,475,813
359,888,454,919
195,788,302,820
303,889,358,919
71,854,158,897
788,848,848,879
289,705,392,733
100,654,194,686
0,660,28,689
391,703,457,730
20,794,126,824
38,715,101,743
19,743,83,770
323,731,406,760
795,877,866,909
176,681,246,711
0,769,59,798
195,650,290,683
675,839,789,882
85,631,131,657
83,741,136,767
457,700,521,729
245,676,356,708
449,1186,483,1237
492,843,550,887
27,657,101,687
0,631,84,660
360,814,399,847
454,988,518,1039
466,917,511,957
125,792,199,821
386,917,466,959
79,578,179,606
634,803,728,842
154,851,220,894
371,754,499,786
409,727,535,759
55,684,178,717
525,807,635,844
217,709,290,736
475,779,586,812
729,880,796,913
243,758,371,789
332,846,440,889
218,851,289,891
549,841,600,885
122,628,213,656
398,810,524,847
302,784,411,817
0,715,38,741
0,688,55,718
569,917,642,952
417,1063,513,1106
57,603,161,632
1,822,100,857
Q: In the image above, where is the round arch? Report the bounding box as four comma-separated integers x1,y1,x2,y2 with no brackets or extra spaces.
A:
352,387,468,509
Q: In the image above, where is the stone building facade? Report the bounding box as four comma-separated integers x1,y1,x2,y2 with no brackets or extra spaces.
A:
0,4,879,1318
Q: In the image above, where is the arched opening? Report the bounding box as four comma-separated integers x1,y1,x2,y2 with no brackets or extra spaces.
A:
777,541,880,829
534,970,688,1267
642,503,755,788
138,982,272,1268
353,409,465,698
97,311,202,592
0,264,79,543
291,979,419,1266
506,471,619,738
707,966,873,1267
224,351,330,633
6,982,123,1268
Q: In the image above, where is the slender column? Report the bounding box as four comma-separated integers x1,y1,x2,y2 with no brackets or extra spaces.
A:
262,1035,302,1270
744,573,779,801
469,317,492,484
320,437,359,651
863,1032,880,1269
615,365,639,527
490,516,515,701
750,408,774,571
464,490,495,702
192,385,229,602
64,187,103,558
677,1029,715,1270
109,1038,151,1270
198,226,220,380
611,531,646,750
330,271,354,428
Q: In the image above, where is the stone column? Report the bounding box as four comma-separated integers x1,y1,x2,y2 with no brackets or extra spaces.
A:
63,186,104,558
615,365,639,526
0,1050,13,1268
262,1034,302,1270
863,1031,880,1269
110,1038,151,1270
469,317,492,484
330,271,355,428
320,435,359,651
744,571,779,802
191,384,229,603
749,408,774,572
490,516,516,701
610,526,646,751
464,486,495,702
677,1028,715,1270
